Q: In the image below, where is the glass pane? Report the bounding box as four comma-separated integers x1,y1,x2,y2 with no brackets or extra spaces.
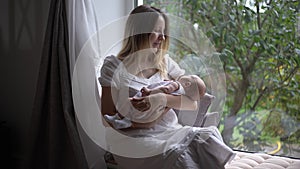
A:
144,0,300,158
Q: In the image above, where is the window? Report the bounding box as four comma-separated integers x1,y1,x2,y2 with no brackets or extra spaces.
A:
143,0,300,158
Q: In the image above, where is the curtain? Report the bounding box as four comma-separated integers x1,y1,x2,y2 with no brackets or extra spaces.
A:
26,0,88,168
66,0,107,168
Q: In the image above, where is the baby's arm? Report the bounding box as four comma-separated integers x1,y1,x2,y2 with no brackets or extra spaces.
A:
141,81,179,96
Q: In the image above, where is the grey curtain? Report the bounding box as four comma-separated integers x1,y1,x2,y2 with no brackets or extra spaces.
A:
26,0,88,168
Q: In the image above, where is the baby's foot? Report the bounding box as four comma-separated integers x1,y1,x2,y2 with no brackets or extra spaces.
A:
104,114,121,123
113,118,132,129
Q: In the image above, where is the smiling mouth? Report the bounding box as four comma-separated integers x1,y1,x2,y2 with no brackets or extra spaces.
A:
153,42,161,48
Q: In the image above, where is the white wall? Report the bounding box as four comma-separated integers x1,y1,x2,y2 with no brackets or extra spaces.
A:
95,0,134,26
94,0,135,56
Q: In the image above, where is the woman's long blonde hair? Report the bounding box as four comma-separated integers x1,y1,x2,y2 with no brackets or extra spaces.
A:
117,5,169,78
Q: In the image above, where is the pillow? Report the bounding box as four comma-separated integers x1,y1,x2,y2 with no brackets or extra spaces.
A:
193,93,216,127
200,112,220,127
177,93,215,127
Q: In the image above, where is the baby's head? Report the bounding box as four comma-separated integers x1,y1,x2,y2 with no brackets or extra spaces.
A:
177,75,206,101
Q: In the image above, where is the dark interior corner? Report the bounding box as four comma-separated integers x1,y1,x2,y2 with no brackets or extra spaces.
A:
0,0,50,168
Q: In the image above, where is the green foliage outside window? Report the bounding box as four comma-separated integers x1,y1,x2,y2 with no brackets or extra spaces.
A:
145,0,300,158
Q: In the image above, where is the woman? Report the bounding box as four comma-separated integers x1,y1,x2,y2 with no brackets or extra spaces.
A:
99,5,235,169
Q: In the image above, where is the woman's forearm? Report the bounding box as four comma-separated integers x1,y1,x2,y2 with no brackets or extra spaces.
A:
131,107,171,128
164,93,197,110
101,86,117,116
142,93,197,111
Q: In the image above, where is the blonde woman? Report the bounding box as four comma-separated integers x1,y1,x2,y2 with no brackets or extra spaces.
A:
99,5,235,169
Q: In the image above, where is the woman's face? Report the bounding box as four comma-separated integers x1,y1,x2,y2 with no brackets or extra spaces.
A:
149,15,165,53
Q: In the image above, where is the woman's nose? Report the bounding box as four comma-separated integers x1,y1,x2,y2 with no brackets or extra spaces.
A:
158,33,165,40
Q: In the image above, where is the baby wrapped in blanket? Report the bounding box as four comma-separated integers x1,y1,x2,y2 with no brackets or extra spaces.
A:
104,74,206,129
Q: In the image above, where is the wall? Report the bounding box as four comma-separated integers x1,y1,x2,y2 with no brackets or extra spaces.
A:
95,0,135,56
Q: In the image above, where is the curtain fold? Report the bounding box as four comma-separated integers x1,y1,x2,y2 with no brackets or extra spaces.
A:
67,0,107,168
26,0,88,168
67,0,100,76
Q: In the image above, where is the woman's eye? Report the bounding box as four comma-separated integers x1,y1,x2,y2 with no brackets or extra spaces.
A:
153,29,164,34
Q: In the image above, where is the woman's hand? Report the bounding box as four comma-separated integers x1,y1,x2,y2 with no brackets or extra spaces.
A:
130,97,151,112
141,87,151,97
130,93,166,112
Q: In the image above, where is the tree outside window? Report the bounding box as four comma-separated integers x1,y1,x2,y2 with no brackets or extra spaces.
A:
144,0,300,158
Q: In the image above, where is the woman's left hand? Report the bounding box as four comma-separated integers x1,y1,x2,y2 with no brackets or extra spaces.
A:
130,97,151,112
130,93,167,113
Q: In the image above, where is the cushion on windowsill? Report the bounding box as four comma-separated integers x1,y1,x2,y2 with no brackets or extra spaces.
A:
225,151,300,169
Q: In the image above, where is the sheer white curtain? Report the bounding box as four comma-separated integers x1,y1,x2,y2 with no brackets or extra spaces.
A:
66,1,135,168
66,0,105,168
67,0,99,74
